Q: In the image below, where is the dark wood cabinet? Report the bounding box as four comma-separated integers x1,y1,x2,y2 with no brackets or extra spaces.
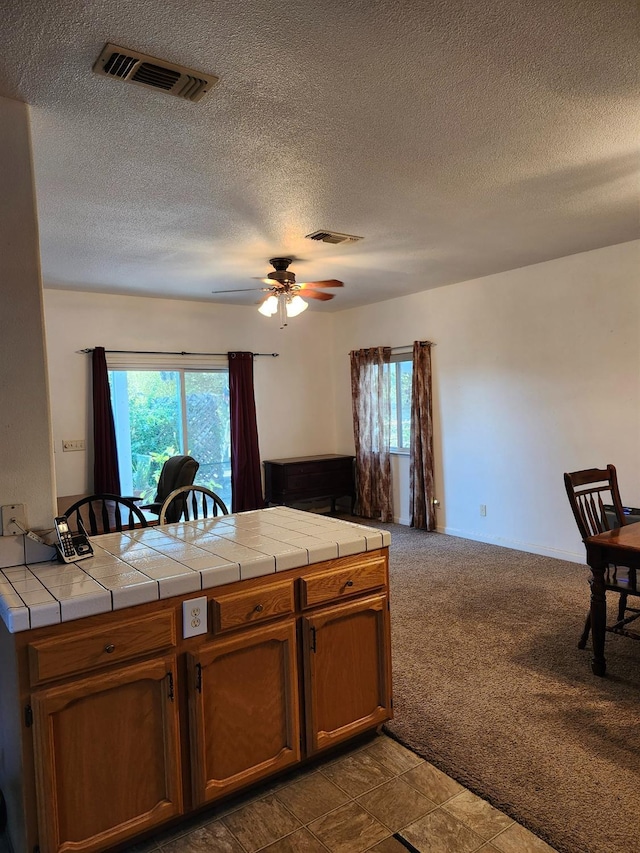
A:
264,454,355,512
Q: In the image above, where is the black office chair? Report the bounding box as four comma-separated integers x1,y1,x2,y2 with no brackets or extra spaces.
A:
159,486,229,524
63,494,148,535
564,464,640,648
141,455,199,519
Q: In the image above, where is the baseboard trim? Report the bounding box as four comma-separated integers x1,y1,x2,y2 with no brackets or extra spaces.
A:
435,525,585,564
385,517,584,564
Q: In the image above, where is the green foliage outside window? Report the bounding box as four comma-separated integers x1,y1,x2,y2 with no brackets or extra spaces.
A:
389,359,413,451
109,368,231,505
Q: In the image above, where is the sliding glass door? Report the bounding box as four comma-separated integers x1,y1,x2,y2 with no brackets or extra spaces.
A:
109,368,231,508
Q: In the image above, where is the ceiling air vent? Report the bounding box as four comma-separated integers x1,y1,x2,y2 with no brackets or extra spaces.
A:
93,43,218,103
305,230,363,245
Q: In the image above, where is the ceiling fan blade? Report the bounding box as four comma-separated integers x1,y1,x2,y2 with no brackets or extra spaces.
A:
303,290,334,301
212,287,266,294
299,279,344,289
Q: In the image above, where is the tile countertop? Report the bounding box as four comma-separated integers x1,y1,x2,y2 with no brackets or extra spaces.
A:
0,507,390,633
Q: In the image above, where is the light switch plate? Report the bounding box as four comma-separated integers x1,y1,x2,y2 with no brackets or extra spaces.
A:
62,439,86,452
182,595,208,638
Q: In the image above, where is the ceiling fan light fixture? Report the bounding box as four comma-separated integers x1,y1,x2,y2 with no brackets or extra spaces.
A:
242,258,342,326
286,295,308,317
258,294,278,316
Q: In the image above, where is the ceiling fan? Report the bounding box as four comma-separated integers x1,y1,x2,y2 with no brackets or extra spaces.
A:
212,258,344,326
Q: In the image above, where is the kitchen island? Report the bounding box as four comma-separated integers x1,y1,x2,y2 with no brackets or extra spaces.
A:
0,507,392,853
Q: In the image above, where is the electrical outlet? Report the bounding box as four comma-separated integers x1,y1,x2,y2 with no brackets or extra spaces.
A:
2,504,28,536
480,504,487,517
182,596,208,639
62,439,86,452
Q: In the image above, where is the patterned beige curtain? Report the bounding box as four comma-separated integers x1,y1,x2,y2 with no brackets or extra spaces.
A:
410,340,436,530
350,346,393,522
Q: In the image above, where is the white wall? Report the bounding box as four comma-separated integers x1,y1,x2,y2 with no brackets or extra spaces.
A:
43,290,338,498
0,96,55,533
332,240,640,561
44,241,640,563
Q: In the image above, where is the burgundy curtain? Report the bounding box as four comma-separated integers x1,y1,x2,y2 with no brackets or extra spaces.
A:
350,346,393,522
228,352,263,512
410,340,436,530
92,347,121,494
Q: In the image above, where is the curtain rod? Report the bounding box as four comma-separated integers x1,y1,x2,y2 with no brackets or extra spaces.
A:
392,341,434,351
350,341,435,354
78,348,279,357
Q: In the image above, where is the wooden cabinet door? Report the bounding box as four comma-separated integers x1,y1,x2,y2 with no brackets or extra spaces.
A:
303,594,392,755
188,619,300,805
32,656,182,853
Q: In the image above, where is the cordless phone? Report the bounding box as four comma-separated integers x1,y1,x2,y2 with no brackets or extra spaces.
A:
54,516,94,562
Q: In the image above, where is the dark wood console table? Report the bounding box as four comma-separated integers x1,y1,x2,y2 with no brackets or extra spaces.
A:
264,454,355,513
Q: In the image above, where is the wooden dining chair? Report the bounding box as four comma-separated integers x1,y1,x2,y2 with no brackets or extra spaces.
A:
564,464,640,647
159,485,229,524
63,494,149,535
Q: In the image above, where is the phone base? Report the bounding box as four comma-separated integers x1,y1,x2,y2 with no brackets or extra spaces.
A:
56,534,94,563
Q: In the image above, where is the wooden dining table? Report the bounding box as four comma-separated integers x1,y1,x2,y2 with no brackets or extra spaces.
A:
585,522,640,676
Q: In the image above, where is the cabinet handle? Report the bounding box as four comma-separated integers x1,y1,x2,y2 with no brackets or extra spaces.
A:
167,671,175,702
195,662,202,693
104,643,115,654
254,603,264,613
309,625,317,653
345,580,354,588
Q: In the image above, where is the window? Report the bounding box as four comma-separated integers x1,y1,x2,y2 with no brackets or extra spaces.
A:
389,355,412,453
108,359,231,509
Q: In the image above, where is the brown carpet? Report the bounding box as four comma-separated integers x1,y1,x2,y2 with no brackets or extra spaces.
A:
352,520,640,853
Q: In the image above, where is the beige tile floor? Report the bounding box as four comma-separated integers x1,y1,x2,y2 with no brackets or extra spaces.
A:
0,734,558,853
112,733,558,853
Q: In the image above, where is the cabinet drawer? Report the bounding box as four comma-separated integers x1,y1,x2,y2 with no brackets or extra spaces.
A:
28,610,176,685
286,472,353,492
300,554,387,608
211,579,295,633
287,460,350,476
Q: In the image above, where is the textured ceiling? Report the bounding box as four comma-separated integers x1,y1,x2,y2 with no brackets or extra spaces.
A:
0,0,638,310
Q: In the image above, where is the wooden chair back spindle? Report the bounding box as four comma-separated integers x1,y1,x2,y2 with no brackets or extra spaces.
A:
63,494,149,535
159,486,229,525
564,466,625,541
